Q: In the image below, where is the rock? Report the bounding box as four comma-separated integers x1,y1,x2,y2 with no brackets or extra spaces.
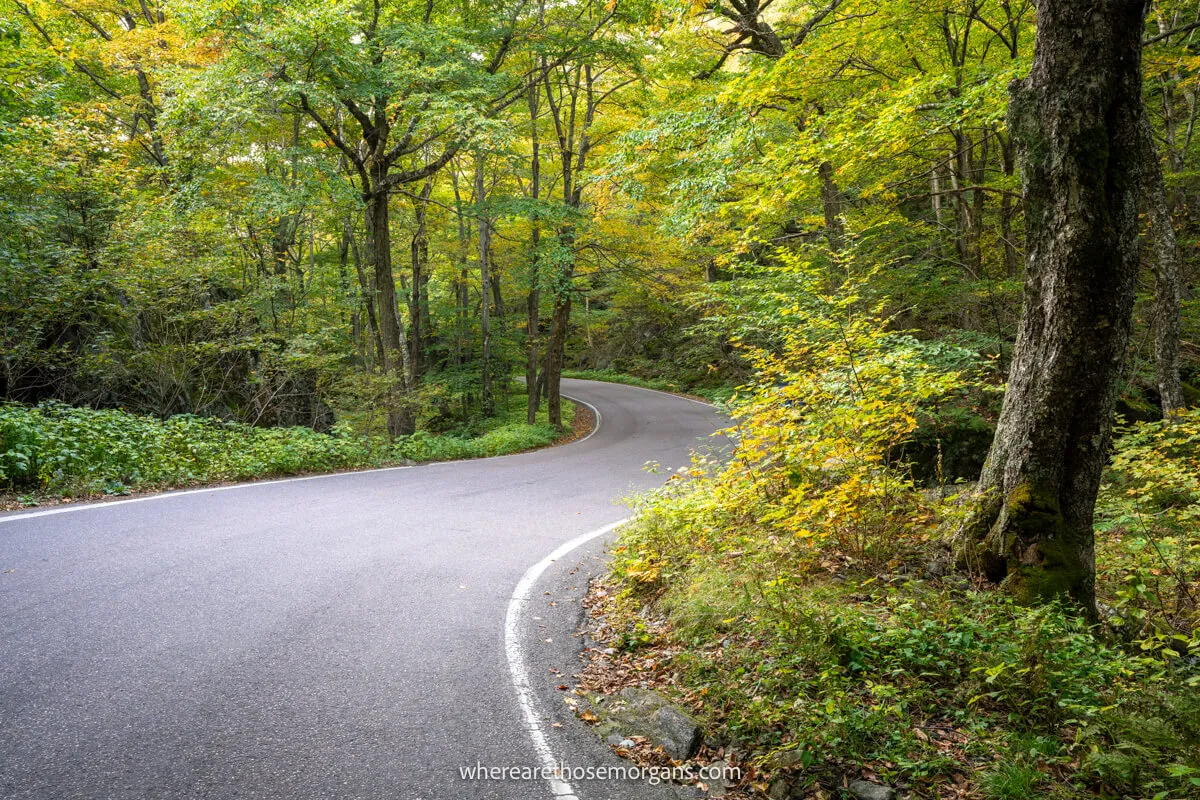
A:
698,760,735,797
601,687,703,760
788,782,810,799
847,779,896,800
651,706,704,760
768,777,791,800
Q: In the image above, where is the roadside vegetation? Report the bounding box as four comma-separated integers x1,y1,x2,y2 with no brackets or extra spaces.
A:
0,398,574,505
591,268,1200,798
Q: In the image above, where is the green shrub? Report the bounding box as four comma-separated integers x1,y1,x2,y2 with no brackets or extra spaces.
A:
0,399,569,500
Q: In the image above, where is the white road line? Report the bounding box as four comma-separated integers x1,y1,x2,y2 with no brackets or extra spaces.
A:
0,465,417,524
504,518,629,800
0,394,601,525
563,394,602,445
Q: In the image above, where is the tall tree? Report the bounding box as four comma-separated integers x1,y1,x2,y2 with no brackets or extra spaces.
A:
525,59,545,425
475,153,495,416
959,0,1149,615
538,12,634,427
216,0,523,434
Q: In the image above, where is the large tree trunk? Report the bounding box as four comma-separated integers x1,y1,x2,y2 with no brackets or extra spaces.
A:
1140,120,1186,417
959,0,1148,616
365,184,415,437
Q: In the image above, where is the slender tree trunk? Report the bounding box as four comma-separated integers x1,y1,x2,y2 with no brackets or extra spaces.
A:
818,161,844,252
349,229,384,369
931,163,943,226
451,168,471,372
998,132,1020,278
543,220,575,431
546,294,571,429
1140,120,1186,416
951,129,976,278
958,0,1148,616
337,218,363,360
409,177,433,380
526,79,543,424
490,263,504,318
969,130,988,274
476,158,494,417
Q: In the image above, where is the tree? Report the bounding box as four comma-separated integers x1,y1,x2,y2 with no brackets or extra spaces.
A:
1141,120,1186,417
214,0,524,434
959,0,1150,615
537,10,637,428
1142,5,1200,417
10,0,178,172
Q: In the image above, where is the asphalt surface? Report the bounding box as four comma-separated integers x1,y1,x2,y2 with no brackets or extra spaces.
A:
0,379,726,800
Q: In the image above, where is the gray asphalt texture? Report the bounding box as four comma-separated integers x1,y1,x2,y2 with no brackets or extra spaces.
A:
0,379,726,800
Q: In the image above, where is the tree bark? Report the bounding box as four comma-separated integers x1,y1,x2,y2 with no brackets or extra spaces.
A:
818,161,844,252
365,183,415,437
998,132,1020,278
1140,120,1186,417
546,294,571,429
541,63,594,430
526,76,543,425
476,158,495,417
409,177,433,380
348,224,385,369
959,0,1148,616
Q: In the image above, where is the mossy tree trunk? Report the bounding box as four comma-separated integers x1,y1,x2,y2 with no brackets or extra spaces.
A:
960,0,1148,616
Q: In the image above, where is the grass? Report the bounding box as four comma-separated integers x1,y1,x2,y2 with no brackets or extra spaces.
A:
0,397,575,505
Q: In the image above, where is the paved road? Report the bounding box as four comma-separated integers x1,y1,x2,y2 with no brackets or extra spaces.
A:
0,379,725,800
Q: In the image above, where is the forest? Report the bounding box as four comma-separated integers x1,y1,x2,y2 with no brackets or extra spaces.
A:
1,0,1199,796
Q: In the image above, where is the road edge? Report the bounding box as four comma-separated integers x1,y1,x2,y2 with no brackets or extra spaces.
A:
503,517,630,800
0,395,600,524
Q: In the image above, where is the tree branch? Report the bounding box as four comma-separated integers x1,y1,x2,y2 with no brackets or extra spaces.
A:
1145,18,1200,44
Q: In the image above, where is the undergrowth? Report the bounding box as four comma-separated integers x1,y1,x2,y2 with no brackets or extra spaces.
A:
602,265,1200,799
0,398,573,503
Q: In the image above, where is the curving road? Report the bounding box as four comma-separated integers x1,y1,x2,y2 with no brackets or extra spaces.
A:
0,379,725,800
